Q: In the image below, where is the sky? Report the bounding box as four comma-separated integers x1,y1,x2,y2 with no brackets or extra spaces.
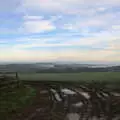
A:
0,0,120,63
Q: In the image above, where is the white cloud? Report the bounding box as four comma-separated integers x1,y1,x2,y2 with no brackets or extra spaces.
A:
0,49,56,62
23,20,55,33
23,15,44,20
112,25,120,30
62,19,105,31
20,15,56,33
20,0,120,15
106,39,120,50
50,15,62,22
7,30,120,50
97,7,107,12
56,49,120,62
0,0,120,63
62,11,120,32
0,48,119,62
0,0,20,13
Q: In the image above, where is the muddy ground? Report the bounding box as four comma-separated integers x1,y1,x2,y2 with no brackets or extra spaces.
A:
14,82,120,120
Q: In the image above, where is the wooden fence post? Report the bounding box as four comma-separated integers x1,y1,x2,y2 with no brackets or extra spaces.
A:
16,72,19,87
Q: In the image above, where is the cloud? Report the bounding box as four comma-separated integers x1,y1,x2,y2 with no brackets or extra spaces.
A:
22,20,55,33
56,49,120,62
0,0,120,63
23,15,44,20
0,48,119,62
0,0,20,13
20,0,120,15
112,25,120,31
106,39,120,50
62,11,120,33
2,29,118,51
0,49,56,62
19,15,56,33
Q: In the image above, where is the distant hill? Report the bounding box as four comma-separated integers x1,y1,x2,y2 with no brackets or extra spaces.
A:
0,63,120,73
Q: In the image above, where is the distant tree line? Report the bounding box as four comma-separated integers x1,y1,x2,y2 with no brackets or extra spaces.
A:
36,66,120,73
1,64,120,73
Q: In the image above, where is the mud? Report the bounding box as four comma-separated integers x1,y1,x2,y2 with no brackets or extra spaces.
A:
15,83,120,120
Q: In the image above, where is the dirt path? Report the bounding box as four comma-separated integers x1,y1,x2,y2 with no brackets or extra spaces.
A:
12,84,120,120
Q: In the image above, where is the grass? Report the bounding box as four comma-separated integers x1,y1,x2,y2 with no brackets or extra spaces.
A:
19,72,120,83
0,85,36,120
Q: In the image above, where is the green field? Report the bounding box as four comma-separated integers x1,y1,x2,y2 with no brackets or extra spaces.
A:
19,72,120,83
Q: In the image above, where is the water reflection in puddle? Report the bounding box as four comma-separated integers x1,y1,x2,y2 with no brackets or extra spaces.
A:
61,88,76,95
72,102,83,107
39,86,120,120
65,113,80,120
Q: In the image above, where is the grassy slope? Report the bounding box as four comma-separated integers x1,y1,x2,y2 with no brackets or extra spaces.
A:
19,72,120,82
0,86,36,120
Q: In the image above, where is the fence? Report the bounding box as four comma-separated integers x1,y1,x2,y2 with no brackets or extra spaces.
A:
0,72,20,90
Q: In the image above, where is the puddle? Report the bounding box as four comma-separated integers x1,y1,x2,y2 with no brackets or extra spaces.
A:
18,84,120,120
111,92,120,97
36,108,42,112
47,86,120,120
72,102,83,108
65,113,80,120
50,89,62,102
78,92,90,99
92,116,98,120
61,88,76,95
101,92,109,97
113,116,120,120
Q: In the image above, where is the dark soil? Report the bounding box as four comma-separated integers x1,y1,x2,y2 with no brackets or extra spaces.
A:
12,82,120,120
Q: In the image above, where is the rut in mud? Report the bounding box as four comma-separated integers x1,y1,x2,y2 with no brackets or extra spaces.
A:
17,82,120,120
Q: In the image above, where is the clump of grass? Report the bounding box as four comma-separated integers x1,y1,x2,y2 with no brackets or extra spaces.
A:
0,85,36,120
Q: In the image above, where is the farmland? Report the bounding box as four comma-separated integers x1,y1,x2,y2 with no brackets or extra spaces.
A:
19,72,120,83
14,80,120,120
1,71,120,120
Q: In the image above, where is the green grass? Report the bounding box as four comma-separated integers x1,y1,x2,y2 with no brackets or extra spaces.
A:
19,72,120,83
0,86,36,120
